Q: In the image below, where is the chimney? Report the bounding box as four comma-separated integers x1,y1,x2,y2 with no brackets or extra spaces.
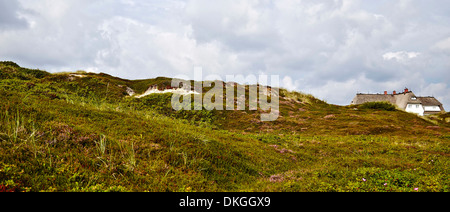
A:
384,91,387,95
393,90,396,95
404,88,409,93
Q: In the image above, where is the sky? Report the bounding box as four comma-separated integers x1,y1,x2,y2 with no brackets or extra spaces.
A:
1,0,450,109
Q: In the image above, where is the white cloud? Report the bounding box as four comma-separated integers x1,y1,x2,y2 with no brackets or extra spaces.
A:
281,76,297,91
382,51,421,62
120,0,135,7
91,16,248,79
434,37,450,51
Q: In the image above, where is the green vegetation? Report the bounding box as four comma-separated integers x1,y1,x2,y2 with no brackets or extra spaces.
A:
358,101,396,111
0,61,448,192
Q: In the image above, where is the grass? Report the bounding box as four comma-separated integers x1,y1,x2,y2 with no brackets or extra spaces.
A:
0,61,448,192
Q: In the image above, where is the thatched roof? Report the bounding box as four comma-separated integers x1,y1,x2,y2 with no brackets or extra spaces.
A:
394,92,418,109
417,97,445,112
351,91,445,112
351,94,396,105
417,97,443,106
351,91,416,109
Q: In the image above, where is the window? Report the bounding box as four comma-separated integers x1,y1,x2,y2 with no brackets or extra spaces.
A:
408,105,412,108
416,105,420,108
411,97,417,100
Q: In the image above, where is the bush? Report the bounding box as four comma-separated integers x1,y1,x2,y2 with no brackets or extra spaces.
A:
0,61,20,68
358,102,396,111
0,61,50,80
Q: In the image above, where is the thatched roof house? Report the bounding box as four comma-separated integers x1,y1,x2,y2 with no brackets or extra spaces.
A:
351,88,445,116
417,97,446,115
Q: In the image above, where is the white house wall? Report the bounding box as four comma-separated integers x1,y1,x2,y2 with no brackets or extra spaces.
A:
423,106,441,112
405,104,424,116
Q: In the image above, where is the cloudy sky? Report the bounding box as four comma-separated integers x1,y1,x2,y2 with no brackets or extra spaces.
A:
1,0,449,109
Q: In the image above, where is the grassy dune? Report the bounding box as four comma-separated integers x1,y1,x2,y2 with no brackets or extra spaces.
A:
0,61,448,192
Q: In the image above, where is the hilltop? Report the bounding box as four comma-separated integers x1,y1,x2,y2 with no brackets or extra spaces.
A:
0,61,449,192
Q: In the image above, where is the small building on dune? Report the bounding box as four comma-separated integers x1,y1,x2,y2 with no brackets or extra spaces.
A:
351,88,445,116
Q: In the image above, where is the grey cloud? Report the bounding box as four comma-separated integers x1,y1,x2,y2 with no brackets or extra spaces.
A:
0,0,111,68
0,0,28,30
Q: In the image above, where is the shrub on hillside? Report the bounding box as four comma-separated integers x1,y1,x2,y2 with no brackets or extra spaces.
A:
1,61,50,79
0,61,20,68
358,102,396,111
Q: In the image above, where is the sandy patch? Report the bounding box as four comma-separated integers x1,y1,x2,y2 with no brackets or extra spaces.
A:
136,87,199,98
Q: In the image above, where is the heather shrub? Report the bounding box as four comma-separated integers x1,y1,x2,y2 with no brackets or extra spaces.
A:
358,102,396,111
